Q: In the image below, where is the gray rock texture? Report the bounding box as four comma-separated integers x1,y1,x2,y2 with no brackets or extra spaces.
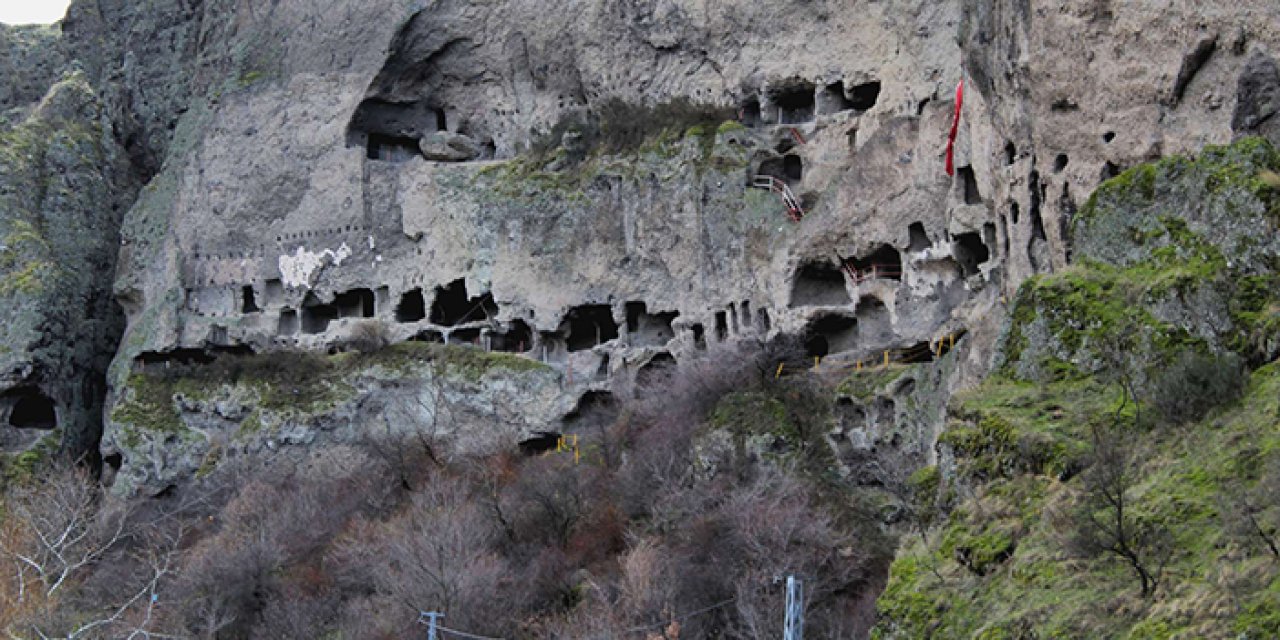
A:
0,0,1277,492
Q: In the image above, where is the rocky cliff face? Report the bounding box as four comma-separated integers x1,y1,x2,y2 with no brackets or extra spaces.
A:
1,0,1278,526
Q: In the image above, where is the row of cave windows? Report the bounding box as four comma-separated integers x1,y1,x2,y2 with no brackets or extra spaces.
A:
244,276,728,354
350,78,881,164
741,79,882,127
789,228,992,307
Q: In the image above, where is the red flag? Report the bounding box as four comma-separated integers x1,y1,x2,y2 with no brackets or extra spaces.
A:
945,78,964,177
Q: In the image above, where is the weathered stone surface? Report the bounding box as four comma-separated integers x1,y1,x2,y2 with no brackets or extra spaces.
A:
420,131,482,161
0,0,1276,493
0,72,135,459
1233,52,1280,142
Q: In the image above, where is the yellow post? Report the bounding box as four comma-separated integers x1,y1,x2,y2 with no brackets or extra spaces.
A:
857,360,863,371
950,334,955,349
814,356,820,371
883,350,890,367
572,435,580,465
776,363,785,379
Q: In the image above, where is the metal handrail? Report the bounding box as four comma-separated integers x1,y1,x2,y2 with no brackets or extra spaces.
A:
752,175,805,220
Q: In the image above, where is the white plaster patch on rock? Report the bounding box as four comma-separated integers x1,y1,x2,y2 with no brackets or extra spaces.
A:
277,243,353,288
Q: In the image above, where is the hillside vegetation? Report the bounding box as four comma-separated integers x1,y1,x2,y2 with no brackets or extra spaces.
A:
874,138,1280,638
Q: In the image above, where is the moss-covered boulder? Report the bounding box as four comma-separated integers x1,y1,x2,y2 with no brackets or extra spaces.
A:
103,343,565,495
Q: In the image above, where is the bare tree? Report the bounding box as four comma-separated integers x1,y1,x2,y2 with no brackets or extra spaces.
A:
1068,420,1173,597
0,465,193,639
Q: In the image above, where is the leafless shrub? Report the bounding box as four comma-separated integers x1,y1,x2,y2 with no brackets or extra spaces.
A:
1066,422,1173,597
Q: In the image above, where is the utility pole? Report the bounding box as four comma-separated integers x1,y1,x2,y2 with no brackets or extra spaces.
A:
784,575,804,640
419,611,444,640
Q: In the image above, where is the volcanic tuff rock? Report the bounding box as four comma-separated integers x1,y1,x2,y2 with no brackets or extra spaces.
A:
0,0,1277,492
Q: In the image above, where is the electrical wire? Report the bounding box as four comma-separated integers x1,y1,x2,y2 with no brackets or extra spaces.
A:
622,597,738,634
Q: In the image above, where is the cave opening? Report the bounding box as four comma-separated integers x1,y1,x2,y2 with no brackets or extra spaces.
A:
563,305,619,352
714,311,729,341
804,314,859,357
301,294,338,334
563,390,619,428
1004,141,1017,166
1054,154,1069,173
335,288,376,319
1029,171,1047,241
848,81,882,111
691,323,707,350
519,431,562,456
241,286,260,314
756,308,772,332
347,98,447,161
366,134,421,163
278,309,299,336
430,279,497,327
758,154,804,186
849,245,903,282
625,302,679,348
790,261,852,307
959,166,982,205
492,320,533,353
784,155,803,182
771,80,816,124
395,289,427,323
264,279,284,306
952,232,991,277
908,222,932,252
741,97,762,127
6,389,56,430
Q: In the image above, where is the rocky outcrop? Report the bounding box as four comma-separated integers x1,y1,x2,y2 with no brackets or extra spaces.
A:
0,0,1276,495
0,72,134,461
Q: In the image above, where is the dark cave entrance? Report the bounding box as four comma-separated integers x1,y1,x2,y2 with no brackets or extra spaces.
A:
6,389,57,430
790,261,852,307
301,294,338,334
625,302,678,347
278,309,300,336
563,305,619,352
804,314,859,358
492,320,534,353
771,80,816,124
395,289,427,322
952,232,991,277
241,286,260,314
335,289,376,319
848,81,881,111
908,222,932,252
430,279,497,326
848,245,903,282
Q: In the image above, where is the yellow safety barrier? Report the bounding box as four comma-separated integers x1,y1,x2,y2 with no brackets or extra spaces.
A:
556,434,580,465
773,331,967,380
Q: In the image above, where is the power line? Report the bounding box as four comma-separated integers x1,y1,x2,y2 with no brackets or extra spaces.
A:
622,597,738,634
436,623,505,640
